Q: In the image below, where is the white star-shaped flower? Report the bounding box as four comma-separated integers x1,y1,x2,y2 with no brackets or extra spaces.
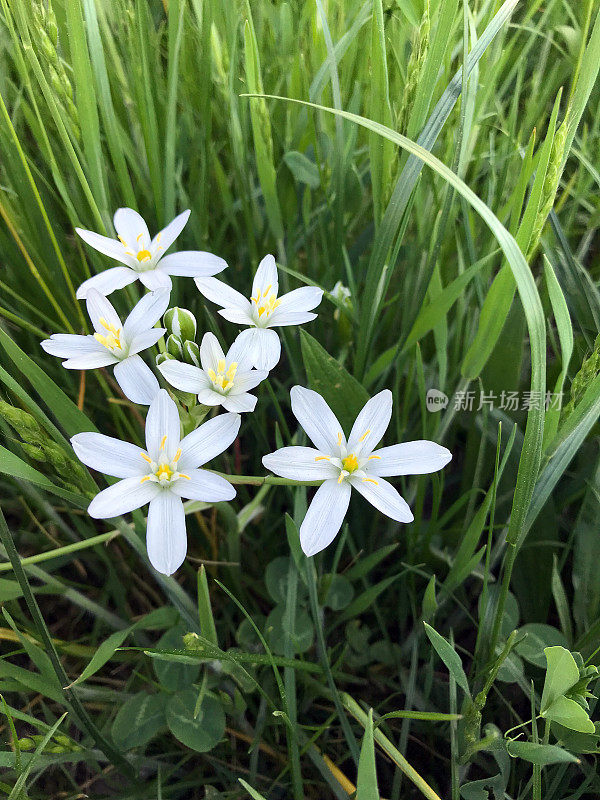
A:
158,331,268,413
41,288,168,405
71,390,240,575
195,254,323,371
75,208,227,298
262,386,452,557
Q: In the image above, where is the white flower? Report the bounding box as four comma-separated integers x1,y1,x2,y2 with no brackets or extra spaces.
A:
71,389,240,575
41,288,168,405
195,254,323,371
262,386,452,557
158,331,268,413
75,208,227,298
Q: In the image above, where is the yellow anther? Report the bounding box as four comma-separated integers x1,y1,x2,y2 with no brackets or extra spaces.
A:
368,454,381,461
140,475,151,483
258,307,265,317
226,362,238,380
159,435,167,451
358,429,371,443
173,448,182,463
94,318,122,351
141,452,152,464
263,284,272,295
315,456,330,462
118,235,127,246
362,477,379,485
208,368,217,382
179,473,191,480
136,249,152,263
337,473,345,484
136,233,144,242
217,359,226,373
337,432,343,447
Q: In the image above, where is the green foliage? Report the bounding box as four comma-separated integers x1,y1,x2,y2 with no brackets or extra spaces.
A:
0,0,599,796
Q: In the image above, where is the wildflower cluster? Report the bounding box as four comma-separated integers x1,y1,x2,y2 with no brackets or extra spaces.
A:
41,207,451,575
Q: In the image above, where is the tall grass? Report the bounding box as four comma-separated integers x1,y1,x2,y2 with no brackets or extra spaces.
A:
1,0,600,797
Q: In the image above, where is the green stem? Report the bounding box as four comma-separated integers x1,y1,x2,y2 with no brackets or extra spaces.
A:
0,529,120,573
306,558,360,766
209,470,322,487
0,506,136,780
488,542,517,662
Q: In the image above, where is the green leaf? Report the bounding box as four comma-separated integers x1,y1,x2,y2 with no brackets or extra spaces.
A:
111,692,167,750
300,329,369,433
338,574,400,623
238,779,268,800
541,646,580,713
356,708,379,800
506,740,578,766
283,151,320,188
197,565,218,647
0,445,88,508
542,695,595,734
166,688,225,753
514,624,568,668
424,623,470,697
0,330,96,437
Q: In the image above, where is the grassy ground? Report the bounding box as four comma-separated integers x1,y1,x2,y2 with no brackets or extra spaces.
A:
1,0,600,797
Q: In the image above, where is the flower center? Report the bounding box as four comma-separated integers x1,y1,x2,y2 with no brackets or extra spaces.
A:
94,318,122,353
207,359,238,393
342,453,359,473
140,436,190,487
136,249,152,263
251,285,281,324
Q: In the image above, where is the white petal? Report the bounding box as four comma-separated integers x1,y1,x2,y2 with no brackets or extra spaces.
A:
271,286,323,314
71,432,145,478
218,307,254,325
158,360,209,393
349,475,413,522
265,310,317,328
123,289,170,340
63,351,120,369
128,327,165,356
369,441,452,477
76,228,132,266
347,390,393,456
139,269,172,292
263,446,339,481
159,251,227,277
145,388,181,459
252,254,278,299
239,327,280,370
300,479,351,557
196,388,226,406
41,333,105,359
227,331,257,370
179,412,241,470
86,289,122,334
151,209,190,253
171,469,236,502
87,476,160,518
199,332,224,371
76,267,138,299
146,491,187,575
113,207,150,250
221,393,257,413
195,277,252,314
290,385,345,454
113,355,160,406
232,369,268,393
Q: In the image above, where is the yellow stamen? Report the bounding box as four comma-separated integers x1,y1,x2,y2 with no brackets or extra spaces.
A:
315,456,330,462
337,432,343,447
157,464,173,481
173,448,182,463
337,473,345,484
118,235,127,246
263,284,272,295
136,233,144,242
179,473,191,480
368,455,381,461
207,368,217,382
140,475,151,483
362,477,379,485
141,452,152,464
358,429,371,443
159,435,167,451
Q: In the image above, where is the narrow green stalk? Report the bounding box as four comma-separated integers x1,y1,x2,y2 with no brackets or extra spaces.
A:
0,505,136,780
0,529,119,573
210,471,322,487
306,558,360,766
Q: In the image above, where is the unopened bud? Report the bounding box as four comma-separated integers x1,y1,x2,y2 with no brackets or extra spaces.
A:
164,307,197,342
166,334,184,359
183,340,200,367
156,352,176,367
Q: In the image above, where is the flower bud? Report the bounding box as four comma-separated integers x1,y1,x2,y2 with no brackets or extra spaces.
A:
156,352,176,367
163,307,197,343
183,340,200,367
166,334,184,359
